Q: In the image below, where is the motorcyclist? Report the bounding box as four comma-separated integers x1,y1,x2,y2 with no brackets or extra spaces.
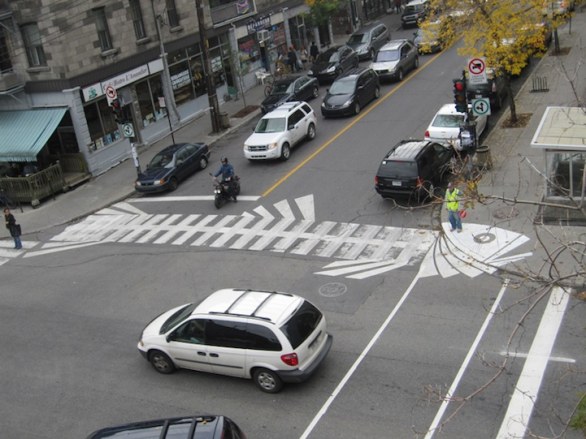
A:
213,157,237,201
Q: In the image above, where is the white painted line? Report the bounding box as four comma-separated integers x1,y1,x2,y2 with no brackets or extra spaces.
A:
127,195,261,202
496,286,570,439
424,280,509,439
499,351,575,364
299,271,423,439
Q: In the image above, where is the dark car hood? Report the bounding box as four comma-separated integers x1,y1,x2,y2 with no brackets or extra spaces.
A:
261,93,293,108
311,60,336,73
138,167,171,181
323,92,353,106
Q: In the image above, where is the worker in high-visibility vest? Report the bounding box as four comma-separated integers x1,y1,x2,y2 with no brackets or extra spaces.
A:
445,181,463,232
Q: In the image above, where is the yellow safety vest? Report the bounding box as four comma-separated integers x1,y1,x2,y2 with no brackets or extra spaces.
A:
446,188,460,212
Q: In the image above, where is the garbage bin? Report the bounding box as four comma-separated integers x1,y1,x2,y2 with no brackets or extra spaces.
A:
219,112,230,129
473,145,492,170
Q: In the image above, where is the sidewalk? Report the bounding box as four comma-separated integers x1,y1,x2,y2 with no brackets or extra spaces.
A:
6,8,585,267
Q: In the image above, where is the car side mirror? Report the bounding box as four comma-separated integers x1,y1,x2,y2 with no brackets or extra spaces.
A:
288,124,295,130
166,334,174,343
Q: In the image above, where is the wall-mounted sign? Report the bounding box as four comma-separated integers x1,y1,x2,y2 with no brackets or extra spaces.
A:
247,16,270,34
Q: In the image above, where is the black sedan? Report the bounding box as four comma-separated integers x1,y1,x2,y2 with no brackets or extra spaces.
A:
308,45,359,85
135,142,209,193
261,74,319,114
321,67,380,117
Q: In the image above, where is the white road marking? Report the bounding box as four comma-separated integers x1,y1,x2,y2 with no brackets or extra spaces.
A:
299,269,423,439
499,351,575,364
128,195,261,202
495,286,570,439
424,281,509,439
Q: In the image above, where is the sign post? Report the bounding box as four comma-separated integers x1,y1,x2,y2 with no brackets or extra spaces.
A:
159,96,175,144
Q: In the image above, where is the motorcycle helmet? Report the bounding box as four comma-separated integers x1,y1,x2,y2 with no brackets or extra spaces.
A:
221,157,228,164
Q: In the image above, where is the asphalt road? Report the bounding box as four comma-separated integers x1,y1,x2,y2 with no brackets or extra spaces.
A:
2,25,583,439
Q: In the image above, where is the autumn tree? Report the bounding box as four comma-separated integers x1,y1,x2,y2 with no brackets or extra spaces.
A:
420,0,564,123
304,0,344,27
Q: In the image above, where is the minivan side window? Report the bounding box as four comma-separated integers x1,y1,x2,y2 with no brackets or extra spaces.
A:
246,323,282,351
206,320,248,349
170,319,206,344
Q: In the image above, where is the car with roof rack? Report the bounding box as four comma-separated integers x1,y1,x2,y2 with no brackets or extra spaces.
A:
86,414,246,439
137,288,333,393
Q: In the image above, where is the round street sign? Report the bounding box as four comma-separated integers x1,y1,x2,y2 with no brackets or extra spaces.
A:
122,123,135,138
472,98,491,116
105,84,117,100
468,58,486,75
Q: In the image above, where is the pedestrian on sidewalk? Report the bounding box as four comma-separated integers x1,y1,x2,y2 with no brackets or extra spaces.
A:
394,0,402,14
310,41,319,63
4,207,22,249
445,182,463,233
288,46,299,72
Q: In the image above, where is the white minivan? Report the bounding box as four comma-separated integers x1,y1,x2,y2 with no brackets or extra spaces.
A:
138,288,333,393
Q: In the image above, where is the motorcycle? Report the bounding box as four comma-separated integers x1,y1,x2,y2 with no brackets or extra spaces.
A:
211,175,240,209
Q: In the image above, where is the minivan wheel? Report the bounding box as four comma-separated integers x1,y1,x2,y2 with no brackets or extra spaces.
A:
397,69,404,81
374,86,380,99
312,86,319,99
199,157,208,169
414,56,419,69
149,350,176,374
168,177,179,192
354,102,361,115
369,48,376,60
253,368,283,393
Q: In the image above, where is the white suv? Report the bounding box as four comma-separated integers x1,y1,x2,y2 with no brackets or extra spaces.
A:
138,288,333,393
243,101,317,161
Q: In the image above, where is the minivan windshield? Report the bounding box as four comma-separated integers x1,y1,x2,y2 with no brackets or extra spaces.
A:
348,33,368,44
328,77,356,95
280,301,322,349
160,303,197,334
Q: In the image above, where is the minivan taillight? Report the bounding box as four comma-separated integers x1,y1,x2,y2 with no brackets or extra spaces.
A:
281,353,299,366
374,175,379,185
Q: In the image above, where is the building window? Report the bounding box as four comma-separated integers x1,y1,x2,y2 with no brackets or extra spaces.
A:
129,0,147,40
21,23,46,67
166,0,180,28
94,8,113,51
83,98,120,150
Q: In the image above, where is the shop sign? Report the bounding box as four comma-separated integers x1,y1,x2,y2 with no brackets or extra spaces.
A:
103,64,149,91
247,16,270,34
82,82,103,102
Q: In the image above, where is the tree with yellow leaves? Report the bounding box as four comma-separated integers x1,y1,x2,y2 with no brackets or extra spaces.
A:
304,0,344,27
420,0,565,123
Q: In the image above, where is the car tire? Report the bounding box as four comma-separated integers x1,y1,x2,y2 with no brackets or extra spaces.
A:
414,56,419,69
253,368,283,393
354,102,361,115
168,177,178,191
369,48,376,60
148,350,176,374
306,123,316,140
280,143,291,161
397,69,404,81
374,86,380,99
312,86,319,99
199,157,208,170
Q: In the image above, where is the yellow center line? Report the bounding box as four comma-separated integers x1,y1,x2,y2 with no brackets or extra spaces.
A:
261,53,442,198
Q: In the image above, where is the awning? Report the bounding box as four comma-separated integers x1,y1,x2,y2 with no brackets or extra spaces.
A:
531,106,586,151
0,108,68,162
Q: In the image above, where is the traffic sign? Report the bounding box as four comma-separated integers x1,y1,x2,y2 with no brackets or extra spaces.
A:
122,123,135,138
105,84,117,105
468,57,487,85
472,98,491,116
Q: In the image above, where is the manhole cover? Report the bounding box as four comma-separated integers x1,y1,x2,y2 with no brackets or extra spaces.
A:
473,232,496,244
494,206,520,220
319,282,348,298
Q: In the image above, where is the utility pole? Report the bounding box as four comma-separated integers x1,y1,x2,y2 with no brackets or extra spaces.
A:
195,0,221,133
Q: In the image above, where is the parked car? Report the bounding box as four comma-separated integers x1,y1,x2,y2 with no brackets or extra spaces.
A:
86,415,247,439
261,74,319,114
465,67,508,110
401,0,430,28
308,45,359,85
370,39,419,82
137,288,333,393
244,101,317,161
321,67,380,117
424,103,488,148
346,21,390,60
135,142,210,193
374,140,453,202
414,18,451,53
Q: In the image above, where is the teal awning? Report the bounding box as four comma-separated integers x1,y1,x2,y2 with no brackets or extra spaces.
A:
0,108,67,162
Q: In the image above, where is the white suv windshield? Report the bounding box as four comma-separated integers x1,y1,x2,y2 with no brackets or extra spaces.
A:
255,117,287,133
